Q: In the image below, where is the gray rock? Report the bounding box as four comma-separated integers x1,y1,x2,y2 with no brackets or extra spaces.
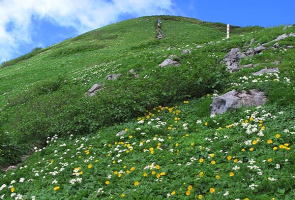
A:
128,69,139,78
224,48,246,72
252,68,279,76
254,45,266,53
106,74,122,80
182,49,192,55
86,83,103,97
116,130,127,137
274,33,289,42
211,90,267,116
245,45,266,56
159,55,180,67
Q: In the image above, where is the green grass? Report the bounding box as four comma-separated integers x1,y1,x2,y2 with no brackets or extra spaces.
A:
0,15,295,199
0,99,294,199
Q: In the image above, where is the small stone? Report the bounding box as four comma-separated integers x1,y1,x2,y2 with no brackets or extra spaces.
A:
116,130,127,137
159,55,180,67
106,74,122,80
86,83,103,97
182,49,191,55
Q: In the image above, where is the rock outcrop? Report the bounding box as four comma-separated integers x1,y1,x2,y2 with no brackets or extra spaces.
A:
211,90,267,116
86,83,103,97
223,48,246,72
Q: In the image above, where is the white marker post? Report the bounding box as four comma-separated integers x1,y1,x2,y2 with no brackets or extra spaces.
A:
227,24,230,39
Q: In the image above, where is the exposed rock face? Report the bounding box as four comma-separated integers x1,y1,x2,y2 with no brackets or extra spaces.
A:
252,68,279,76
211,90,267,116
182,49,192,55
86,83,103,97
159,55,180,67
106,74,122,80
223,48,246,72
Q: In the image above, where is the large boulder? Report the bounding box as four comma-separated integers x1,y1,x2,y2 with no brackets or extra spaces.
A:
106,74,122,80
211,90,267,116
86,83,103,97
159,55,180,67
223,48,246,72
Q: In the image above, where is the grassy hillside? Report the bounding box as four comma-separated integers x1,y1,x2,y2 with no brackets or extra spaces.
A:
0,15,295,199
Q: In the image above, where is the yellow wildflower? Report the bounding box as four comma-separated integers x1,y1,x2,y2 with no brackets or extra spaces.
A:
133,181,140,186
267,158,273,162
209,153,215,158
229,172,235,177
210,160,216,165
171,191,176,195
215,175,221,180
120,193,126,198
53,186,60,191
10,187,15,193
226,156,232,160
185,191,191,196
275,134,281,138
105,180,110,185
87,164,93,169
197,194,204,199
209,188,215,193
199,158,204,163
267,139,273,144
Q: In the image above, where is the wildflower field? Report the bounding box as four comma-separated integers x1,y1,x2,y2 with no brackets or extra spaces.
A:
0,16,295,199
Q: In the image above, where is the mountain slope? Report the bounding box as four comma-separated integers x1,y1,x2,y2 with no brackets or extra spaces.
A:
0,15,295,199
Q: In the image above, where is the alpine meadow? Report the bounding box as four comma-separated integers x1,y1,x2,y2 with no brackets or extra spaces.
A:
0,16,295,200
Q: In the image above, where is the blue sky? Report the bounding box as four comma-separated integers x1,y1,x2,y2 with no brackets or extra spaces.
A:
0,0,294,62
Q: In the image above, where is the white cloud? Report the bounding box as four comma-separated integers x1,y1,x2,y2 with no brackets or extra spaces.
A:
0,0,174,62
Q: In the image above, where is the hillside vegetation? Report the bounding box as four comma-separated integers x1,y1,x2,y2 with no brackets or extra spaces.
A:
0,16,295,199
